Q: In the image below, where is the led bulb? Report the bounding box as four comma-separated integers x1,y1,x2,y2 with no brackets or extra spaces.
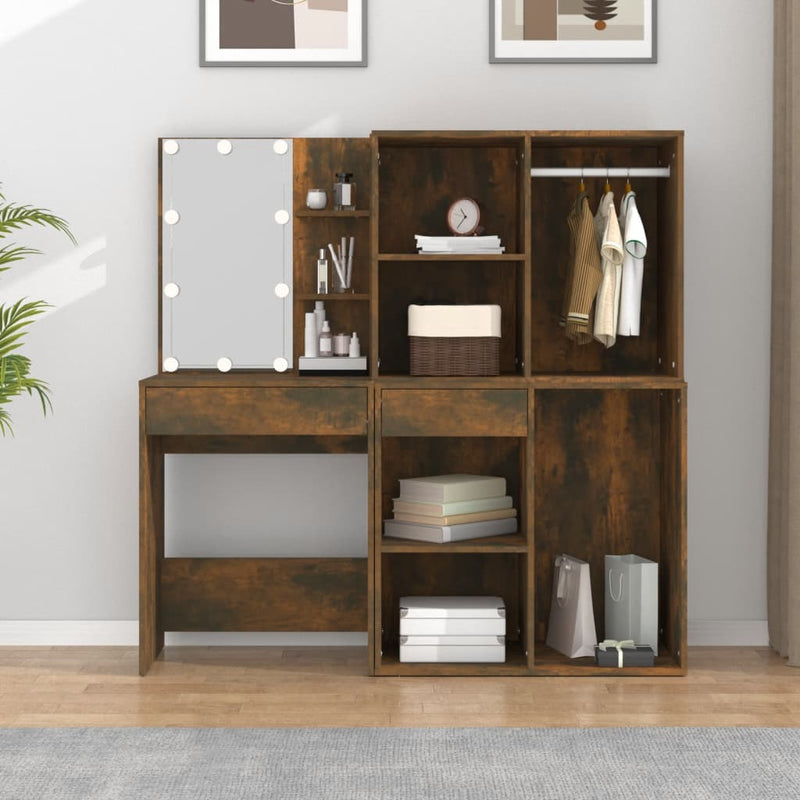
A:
273,139,289,155
274,282,290,298
217,139,233,155
163,282,180,298
217,357,233,373
163,139,180,155
163,209,180,225
163,357,179,372
274,209,290,225
273,357,289,373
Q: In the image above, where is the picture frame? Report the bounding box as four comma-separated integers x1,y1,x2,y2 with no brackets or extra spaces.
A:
200,0,367,67
490,0,656,64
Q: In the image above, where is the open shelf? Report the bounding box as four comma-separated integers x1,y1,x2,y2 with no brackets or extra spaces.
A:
532,642,685,676
381,533,528,553
376,639,529,676
295,209,370,218
295,293,370,302
533,387,686,673
378,254,525,262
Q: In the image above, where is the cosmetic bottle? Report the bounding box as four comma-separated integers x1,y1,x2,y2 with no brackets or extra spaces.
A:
349,332,361,358
319,320,333,357
316,248,329,294
304,312,318,357
333,172,356,211
314,300,326,337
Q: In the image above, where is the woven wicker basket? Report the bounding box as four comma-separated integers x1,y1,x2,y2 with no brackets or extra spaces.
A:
409,336,500,376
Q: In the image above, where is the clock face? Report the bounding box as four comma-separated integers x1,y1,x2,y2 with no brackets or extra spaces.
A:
447,197,481,235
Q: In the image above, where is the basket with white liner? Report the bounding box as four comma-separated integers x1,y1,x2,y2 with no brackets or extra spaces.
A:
408,304,501,376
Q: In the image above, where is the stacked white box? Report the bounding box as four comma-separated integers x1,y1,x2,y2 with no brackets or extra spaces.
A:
399,596,506,663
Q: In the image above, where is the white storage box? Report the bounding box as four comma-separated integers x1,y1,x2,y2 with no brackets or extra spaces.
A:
399,639,506,663
399,596,506,663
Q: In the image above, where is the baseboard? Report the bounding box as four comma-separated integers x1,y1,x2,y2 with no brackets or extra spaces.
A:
0,621,367,646
687,619,769,646
0,620,768,647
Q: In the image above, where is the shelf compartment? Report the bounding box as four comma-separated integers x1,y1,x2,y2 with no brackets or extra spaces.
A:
529,135,682,377
533,387,686,672
377,259,525,376
381,533,528,553
376,639,529,676
376,136,525,255
531,642,685,676
377,552,529,676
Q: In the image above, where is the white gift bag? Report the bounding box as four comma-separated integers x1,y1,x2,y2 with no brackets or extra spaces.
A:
605,554,659,651
545,554,598,658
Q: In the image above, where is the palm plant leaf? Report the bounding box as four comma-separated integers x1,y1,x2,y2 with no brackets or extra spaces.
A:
0,202,76,245
0,244,40,273
0,184,74,435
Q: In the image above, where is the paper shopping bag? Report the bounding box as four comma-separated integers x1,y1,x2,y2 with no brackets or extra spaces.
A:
545,554,598,658
605,554,659,651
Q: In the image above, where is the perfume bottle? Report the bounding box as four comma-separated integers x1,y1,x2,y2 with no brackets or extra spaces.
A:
333,172,356,211
316,248,328,294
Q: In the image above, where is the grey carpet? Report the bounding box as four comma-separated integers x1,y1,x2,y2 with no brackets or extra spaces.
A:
0,727,798,800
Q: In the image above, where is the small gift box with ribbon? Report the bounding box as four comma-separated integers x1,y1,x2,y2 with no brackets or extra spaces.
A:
595,639,655,668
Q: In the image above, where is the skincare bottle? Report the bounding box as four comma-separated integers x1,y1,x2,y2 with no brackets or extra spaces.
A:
304,312,318,358
314,300,326,337
349,332,361,358
319,320,333,357
316,248,329,294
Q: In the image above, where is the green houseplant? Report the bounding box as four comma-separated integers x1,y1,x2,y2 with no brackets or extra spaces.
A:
0,186,75,435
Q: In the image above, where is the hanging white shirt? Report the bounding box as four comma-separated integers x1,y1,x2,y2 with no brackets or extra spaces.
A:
617,191,648,337
592,192,624,348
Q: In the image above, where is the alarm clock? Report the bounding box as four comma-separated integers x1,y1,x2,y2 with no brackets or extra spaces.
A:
446,197,481,236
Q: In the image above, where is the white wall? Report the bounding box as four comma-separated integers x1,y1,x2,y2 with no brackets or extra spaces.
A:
0,1,772,643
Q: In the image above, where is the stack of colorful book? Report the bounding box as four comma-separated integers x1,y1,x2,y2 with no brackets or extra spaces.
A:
383,474,517,543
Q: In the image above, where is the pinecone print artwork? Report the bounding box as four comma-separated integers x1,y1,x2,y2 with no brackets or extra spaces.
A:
584,0,617,30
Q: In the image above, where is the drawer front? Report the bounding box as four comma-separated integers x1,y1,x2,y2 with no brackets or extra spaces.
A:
146,387,367,436
381,389,527,437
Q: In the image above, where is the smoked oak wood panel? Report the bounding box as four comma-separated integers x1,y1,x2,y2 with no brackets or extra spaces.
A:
380,534,527,554
376,641,528,677
381,389,528,437
660,388,688,670
159,558,368,632
139,389,165,676
145,387,367,436
657,136,685,380
159,434,368,455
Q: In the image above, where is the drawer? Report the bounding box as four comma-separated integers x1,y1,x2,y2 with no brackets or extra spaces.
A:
145,387,368,436
381,389,527,437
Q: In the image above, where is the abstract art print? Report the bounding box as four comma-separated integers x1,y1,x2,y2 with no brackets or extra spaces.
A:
201,0,367,67
490,0,656,63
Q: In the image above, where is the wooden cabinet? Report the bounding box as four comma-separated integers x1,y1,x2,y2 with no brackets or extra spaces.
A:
142,130,686,678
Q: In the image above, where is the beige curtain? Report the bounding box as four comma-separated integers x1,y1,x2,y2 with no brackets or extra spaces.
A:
769,0,800,666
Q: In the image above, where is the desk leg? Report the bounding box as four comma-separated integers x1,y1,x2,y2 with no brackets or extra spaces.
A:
139,425,164,676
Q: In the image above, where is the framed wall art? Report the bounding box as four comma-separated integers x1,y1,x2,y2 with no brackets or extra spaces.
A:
490,0,656,63
201,0,367,67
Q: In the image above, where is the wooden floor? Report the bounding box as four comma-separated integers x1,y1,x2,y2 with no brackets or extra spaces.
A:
0,646,798,727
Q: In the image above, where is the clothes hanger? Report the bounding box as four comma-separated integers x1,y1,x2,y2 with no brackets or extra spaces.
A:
625,167,632,195
579,167,585,194
604,167,611,195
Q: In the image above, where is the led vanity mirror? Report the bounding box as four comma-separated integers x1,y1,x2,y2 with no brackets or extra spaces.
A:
160,138,293,371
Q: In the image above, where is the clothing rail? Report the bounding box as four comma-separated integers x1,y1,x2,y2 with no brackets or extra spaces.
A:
530,167,671,178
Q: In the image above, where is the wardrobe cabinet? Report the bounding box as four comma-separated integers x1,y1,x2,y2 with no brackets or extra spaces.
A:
141,130,686,678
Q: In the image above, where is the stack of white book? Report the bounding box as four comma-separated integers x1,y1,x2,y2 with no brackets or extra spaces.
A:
414,235,505,255
384,474,517,543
